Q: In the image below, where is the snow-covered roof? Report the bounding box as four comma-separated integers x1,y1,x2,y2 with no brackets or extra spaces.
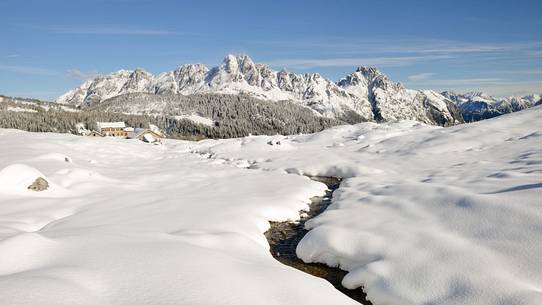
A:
127,128,164,139
97,122,126,129
86,130,104,137
142,133,156,143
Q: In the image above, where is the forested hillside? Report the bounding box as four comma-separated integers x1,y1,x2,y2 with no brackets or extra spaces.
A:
0,94,342,139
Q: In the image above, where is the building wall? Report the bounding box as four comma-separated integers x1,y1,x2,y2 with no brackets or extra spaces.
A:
101,127,127,137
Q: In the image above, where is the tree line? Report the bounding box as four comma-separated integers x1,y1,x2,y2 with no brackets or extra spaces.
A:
0,93,343,139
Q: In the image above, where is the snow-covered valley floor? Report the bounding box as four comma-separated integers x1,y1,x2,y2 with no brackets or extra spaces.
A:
1,106,541,305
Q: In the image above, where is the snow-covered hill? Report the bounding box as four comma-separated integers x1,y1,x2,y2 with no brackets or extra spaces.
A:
1,105,541,305
190,105,542,305
1,93,341,139
57,55,463,126
442,91,541,121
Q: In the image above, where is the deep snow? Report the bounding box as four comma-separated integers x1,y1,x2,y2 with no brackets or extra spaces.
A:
1,105,541,305
190,106,542,305
0,131,356,305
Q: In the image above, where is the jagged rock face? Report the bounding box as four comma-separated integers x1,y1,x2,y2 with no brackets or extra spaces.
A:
121,69,154,93
338,67,463,126
56,54,463,126
443,91,541,122
420,90,465,126
175,64,209,93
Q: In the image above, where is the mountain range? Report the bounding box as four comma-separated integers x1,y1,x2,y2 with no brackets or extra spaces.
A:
441,91,541,122
57,54,464,126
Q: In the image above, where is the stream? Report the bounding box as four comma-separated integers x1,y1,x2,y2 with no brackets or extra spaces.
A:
264,176,373,305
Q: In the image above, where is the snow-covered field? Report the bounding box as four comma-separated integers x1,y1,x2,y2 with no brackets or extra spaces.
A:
1,106,541,305
7,106,38,113
174,113,215,126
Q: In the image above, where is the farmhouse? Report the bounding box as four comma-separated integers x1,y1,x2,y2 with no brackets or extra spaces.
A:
97,122,128,137
86,130,105,137
128,128,164,143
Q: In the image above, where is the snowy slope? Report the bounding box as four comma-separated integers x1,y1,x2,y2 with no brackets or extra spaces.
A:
0,131,359,305
174,113,215,127
56,54,463,126
0,94,79,112
443,91,541,121
2,105,540,305
189,105,542,305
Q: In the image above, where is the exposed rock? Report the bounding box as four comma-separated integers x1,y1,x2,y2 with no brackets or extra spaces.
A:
27,177,49,191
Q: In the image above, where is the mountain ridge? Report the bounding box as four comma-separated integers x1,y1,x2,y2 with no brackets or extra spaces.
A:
442,91,541,122
57,54,464,126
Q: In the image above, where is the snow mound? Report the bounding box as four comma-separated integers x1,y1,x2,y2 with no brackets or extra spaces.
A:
0,233,56,275
0,164,51,194
34,153,73,163
50,168,118,190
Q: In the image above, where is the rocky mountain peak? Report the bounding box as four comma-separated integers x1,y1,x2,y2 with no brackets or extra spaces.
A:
355,66,382,80
464,91,493,99
56,54,464,126
175,63,209,77
110,69,133,77
337,66,387,89
129,68,153,79
222,54,240,74
220,54,257,74
441,91,457,97
442,90,541,122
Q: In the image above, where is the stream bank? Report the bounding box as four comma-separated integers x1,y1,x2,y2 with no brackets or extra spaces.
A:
264,176,372,305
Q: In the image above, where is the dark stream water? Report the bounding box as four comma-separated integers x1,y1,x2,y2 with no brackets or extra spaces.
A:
264,176,372,305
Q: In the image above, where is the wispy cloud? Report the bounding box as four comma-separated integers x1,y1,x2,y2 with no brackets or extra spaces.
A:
259,38,542,73
65,69,98,80
484,69,542,76
253,38,542,56
480,80,542,97
527,50,542,57
0,64,58,76
6,54,20,58
48,26,187,36
406,77,542,97
267,55,452,69
387,40,542,55
407,78,506,86
408,73,435,81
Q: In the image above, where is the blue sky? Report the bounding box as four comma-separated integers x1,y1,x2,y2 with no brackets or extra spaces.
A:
1,0,541,100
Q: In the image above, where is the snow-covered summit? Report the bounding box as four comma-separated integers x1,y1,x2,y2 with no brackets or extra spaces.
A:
443,91,541,121
57,54,463,126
